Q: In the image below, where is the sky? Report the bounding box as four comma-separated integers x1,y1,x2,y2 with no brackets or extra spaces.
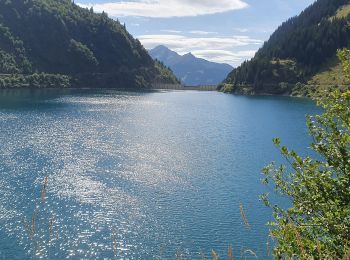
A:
77,0,316,67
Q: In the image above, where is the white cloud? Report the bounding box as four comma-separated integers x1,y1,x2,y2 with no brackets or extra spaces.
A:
138,34,262,66
189,30,218,35
138,34,262,51
161,29,182,34
78,0,248,18
233,27,275,34
192,50,256,64
233,27,249,33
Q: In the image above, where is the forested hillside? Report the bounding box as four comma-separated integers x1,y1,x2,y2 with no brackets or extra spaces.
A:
221,0,350,96
0,0,178,88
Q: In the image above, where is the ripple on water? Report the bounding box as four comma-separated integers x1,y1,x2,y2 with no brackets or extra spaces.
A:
0,90,318,259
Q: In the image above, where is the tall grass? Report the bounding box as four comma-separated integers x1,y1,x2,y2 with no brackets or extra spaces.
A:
18,177,263,259
22,176,59,259
239,203,250,229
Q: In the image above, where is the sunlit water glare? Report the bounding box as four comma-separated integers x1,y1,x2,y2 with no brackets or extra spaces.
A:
0,89,318,259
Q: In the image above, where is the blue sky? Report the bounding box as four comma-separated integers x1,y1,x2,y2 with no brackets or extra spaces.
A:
77,0,315,66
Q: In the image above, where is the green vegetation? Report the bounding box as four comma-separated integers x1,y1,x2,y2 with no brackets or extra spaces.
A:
291,54,350,97
222,0,350,96
0,73,71,88
335,3,350,18
0,0,178,89
261,49,350,258
153,60,180,85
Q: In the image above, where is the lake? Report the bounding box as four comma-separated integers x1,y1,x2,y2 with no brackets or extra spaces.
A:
0,89,319,259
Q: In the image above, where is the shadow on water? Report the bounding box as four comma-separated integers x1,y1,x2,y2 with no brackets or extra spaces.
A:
237,94,315,103
0,88,157,110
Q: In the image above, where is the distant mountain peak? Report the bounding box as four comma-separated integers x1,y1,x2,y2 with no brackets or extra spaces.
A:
153,45,171,52
183,52,195,59
149,45,233,86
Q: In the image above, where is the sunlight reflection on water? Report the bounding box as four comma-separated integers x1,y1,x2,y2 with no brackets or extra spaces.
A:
0,89,318,259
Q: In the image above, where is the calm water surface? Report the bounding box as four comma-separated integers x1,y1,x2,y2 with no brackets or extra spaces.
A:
0,89,319,259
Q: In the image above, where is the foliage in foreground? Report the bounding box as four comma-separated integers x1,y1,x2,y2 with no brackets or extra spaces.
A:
262,49,350,258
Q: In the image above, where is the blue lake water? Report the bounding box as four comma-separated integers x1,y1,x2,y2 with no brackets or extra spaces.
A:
0,89,319,259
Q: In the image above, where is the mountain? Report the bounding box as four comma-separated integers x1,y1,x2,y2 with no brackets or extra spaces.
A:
221,0,350,96
0,0,178,89
149,45,233,86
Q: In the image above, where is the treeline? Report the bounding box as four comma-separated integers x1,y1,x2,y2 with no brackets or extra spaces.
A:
0,0,178,88
223,0,350,95
0,69,179,89
0,73,71,88
258,0,350,66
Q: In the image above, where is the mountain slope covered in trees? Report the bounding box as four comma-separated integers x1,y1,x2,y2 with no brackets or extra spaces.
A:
221,0,350,96
0,0,178,88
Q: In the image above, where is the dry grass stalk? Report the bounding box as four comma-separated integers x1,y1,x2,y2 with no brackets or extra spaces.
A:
244,249,258,258
175,249,182,260
158,245,165,260
290,223,306,257
31,212,36,235
239,203,251,229
200,251,206,260
23,218,34,241
21,176,57,258
49,217,54,242
41,176,48,205
228,245,233,260
211,250,218,260
266,236,271,257
112,227,117,258
343,248,350,260
316,240,322,259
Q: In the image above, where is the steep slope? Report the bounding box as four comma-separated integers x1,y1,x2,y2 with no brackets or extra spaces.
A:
149,45,182,66
149,45,233,86
221,0,350,96
0,0,177,88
